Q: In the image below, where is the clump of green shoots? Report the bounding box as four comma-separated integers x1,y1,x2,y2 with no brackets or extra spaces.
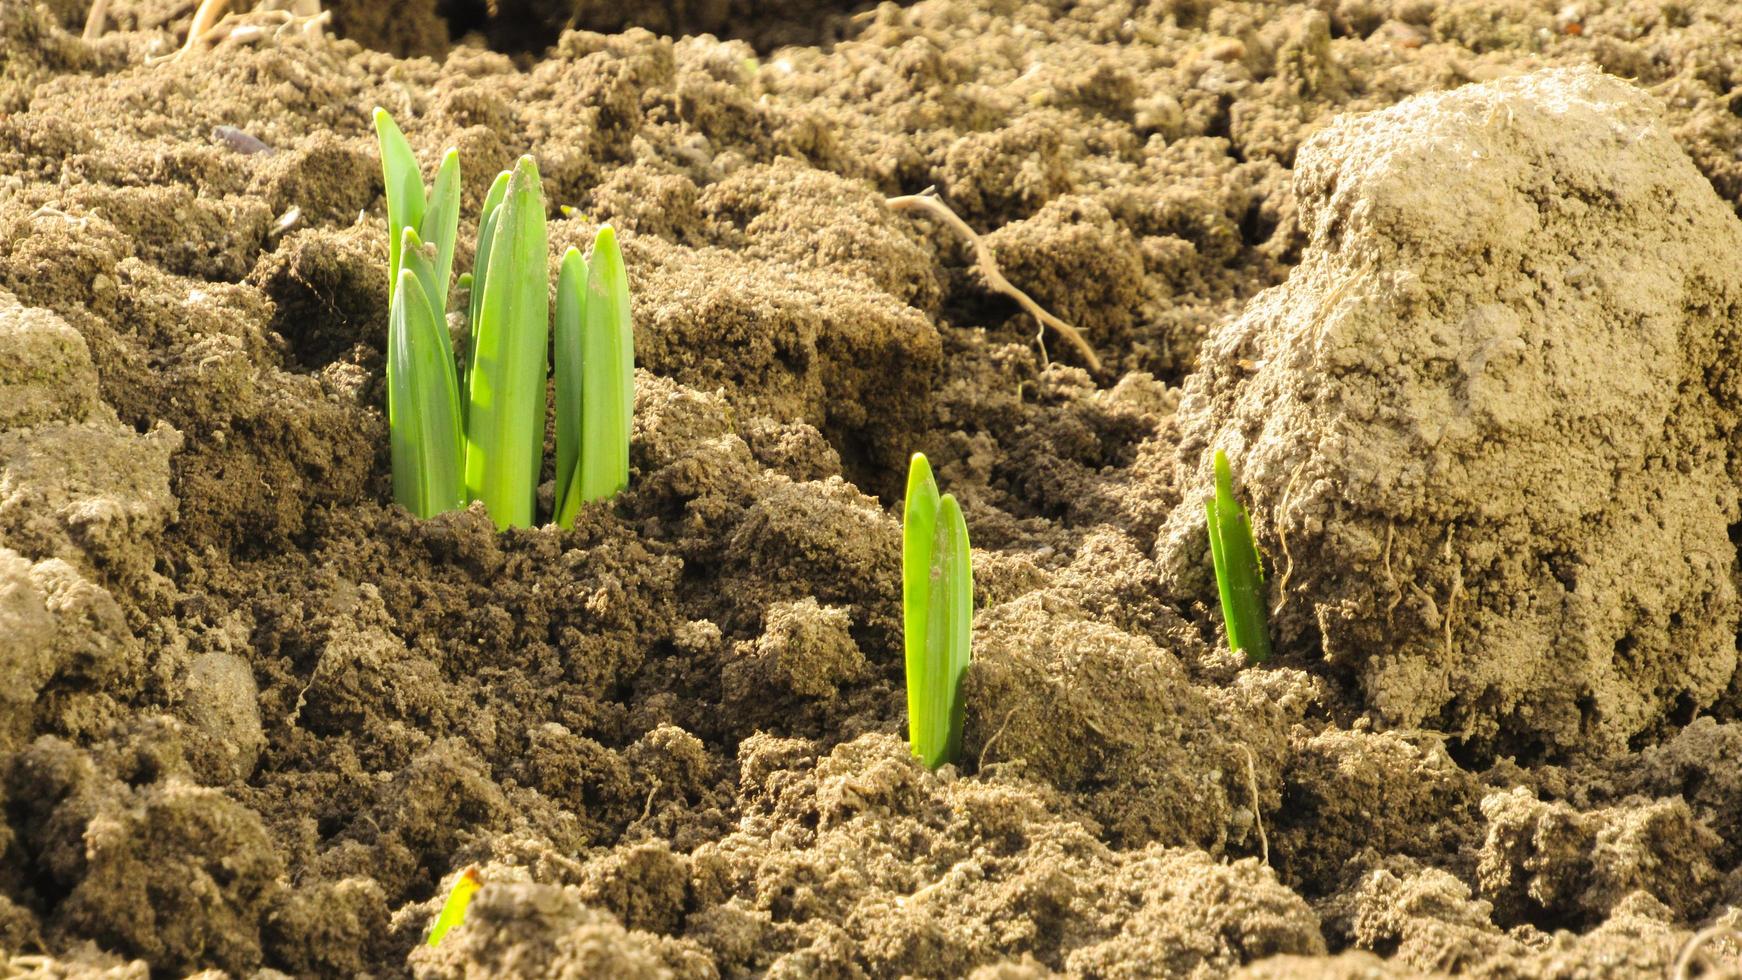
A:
903,453,973,770
374,109,635,530
1205,449,1272,664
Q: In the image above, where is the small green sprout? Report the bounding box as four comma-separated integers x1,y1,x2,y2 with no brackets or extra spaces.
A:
372,108,459,308
552,226,635,528
903,453,973,770
426,866,482,947
373,110,634,529
375,107,462,521
387,262,464,517
463,156,549,530
1205,450,1272,664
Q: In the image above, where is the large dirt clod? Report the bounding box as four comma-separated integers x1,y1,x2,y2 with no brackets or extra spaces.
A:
1163,67,1742,758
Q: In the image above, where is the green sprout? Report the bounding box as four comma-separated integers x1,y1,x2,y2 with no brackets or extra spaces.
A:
373,108,458,307
903,453,973,770
373,110,634,529
427,866,482,947
553,226,635,528
1205,450,1272,664
387,260,464,517
463,156,549,530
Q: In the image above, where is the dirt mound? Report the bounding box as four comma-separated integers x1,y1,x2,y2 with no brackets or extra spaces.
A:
1161,67,1742,761
3,0,1742,976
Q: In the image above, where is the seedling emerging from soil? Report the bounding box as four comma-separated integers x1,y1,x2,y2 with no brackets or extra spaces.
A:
1205,450,1272,664
375,112,634,529
903,453,973,769
553,226,635,528
427,866,482,947
373,109,459,309
388,261,464,517
464,156,550,529
376,109,465,519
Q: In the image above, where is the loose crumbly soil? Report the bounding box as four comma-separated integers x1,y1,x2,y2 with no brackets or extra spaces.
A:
2,1,1741,977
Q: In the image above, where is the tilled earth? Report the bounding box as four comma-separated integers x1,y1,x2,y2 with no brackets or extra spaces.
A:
1,0,1741,976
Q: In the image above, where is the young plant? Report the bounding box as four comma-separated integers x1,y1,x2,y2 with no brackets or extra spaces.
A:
1205,449,1272,664
372,108,459,307
903,453,973,770
426,866,483,947
387,258,464,517
375,109,462,519
375,111,634,529
463,156,549,529
552,225,635,528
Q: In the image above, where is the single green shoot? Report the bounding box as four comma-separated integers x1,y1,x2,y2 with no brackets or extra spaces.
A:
426,866,483,947
463,156,549,530
466,169,513,399
903,453,973,770
373,108,422,304
1205,450,1272,664
388,264,464,517
373,109,459,309
553,225,635,527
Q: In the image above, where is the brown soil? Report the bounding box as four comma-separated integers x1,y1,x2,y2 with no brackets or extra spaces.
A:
2,0,1741,977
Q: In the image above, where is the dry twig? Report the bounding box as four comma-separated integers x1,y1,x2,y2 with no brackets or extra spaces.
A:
887,188,1102,373
1239,743,1268,865
1673,926,1742,980
145,0,229,64
82,0,111,39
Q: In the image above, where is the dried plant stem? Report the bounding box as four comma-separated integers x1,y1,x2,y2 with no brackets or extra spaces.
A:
82,0,110,39
146,0,229,64
887,189,1102,373
1272,458,1306,617
1239,743,1268,865
1673,925,1741,980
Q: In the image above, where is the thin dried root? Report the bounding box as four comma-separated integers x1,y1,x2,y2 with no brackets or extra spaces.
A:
977,706,1020,771
887,188,1103,374
1239,743,1268,866
148,2,328,63
1272,458,1307,618
82,0,111,40
145,0,230,64
1382,520,1401,624
1673,925,1741,980
1442,526,1464,662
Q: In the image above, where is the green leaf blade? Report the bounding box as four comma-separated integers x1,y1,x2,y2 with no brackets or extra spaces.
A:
421,148,461,308
580,226,634,501
1207,450,1273,665
933,493,972,768
904,453,953,769
388,269,464,518
427,867,482,947
553,246,587,524
400,227,442,326
465,170,513,401
373,108,426,304
464,156,549,530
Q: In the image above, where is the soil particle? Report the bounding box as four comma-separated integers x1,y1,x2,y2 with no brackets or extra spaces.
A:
7,736,285,975
0,294,99,429
0,553,140,756
0,420,182,585
1477,787,1723,928
961,593,1292,851
1161,67,1742,760
174,650,264,783
408,879,675,978
1272,728,1480,897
